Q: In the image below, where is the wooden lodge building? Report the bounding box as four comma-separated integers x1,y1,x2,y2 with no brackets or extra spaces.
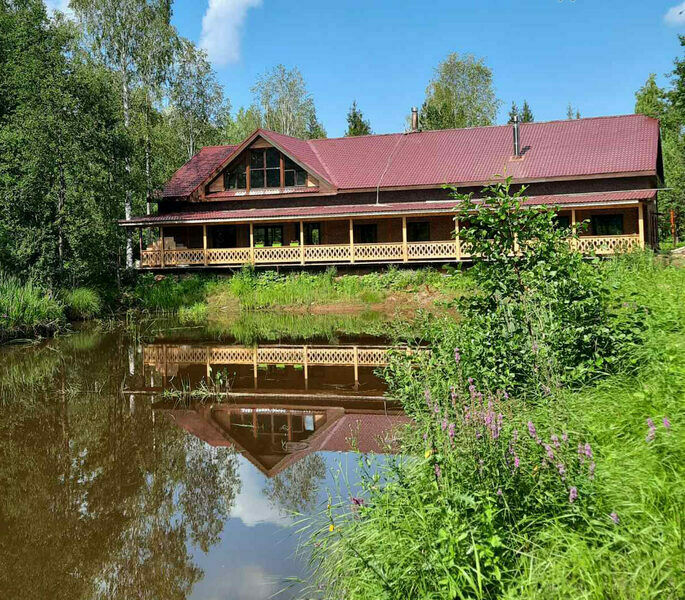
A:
121,112,663,269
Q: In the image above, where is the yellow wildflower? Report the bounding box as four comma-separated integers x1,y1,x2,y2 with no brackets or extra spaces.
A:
329,524,335,532
425,448,433,458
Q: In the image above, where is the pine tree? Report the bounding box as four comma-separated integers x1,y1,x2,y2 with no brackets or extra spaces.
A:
345,101,372,136
521,100,534,122
507,101,519,124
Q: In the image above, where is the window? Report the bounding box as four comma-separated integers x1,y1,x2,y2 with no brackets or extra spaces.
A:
250,148,280,189
224,147,309,191
284,157,307,187
408,221,430,242
354,224,377,243
591,214,624,236
554,215,571,229
305,223,321,245
224,163,247,189
254,225,283,246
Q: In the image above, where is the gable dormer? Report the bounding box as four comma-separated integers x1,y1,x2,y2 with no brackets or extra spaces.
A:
204,134,321,197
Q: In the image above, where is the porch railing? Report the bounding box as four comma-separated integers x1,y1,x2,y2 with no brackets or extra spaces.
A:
140,234,642,268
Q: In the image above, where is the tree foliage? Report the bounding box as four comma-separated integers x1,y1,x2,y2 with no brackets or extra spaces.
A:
419,52,499,130
252,64,326,138
345,100,372,136
634,37,685,240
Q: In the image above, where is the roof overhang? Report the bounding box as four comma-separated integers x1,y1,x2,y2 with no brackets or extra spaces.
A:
120,189,656,227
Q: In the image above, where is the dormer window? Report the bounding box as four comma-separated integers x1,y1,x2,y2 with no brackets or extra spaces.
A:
221,145,309,192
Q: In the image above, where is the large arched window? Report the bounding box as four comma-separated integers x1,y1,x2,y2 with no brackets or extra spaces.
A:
223,147,308,190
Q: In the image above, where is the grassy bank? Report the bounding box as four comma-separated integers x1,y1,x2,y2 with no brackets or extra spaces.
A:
132,266,469,317
303,250,684,599
0,274,103,342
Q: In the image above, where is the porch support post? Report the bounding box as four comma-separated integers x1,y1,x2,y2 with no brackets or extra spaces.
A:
202,225,208,266
571,209,577,250
249,222,254,264
159,226,165,268
299,220,305,265
638,202,645,249
402,217,408,262
454,217,461,261
138,228,143,266
349,219,355,263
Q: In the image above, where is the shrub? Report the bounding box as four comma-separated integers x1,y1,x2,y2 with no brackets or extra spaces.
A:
62,287,102,320
0,274,65,340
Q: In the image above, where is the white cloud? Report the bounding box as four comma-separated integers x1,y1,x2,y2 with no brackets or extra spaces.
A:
200,0,261,67
230,457,292,527
665,2,685,26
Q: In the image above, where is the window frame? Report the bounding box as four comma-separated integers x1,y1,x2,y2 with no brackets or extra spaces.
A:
407,221,430,242
253,224,284,247
591,214,624,236
224,148,309,192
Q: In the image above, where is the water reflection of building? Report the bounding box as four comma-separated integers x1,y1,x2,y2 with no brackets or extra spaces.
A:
155,400,408,478
142,342,413,398
143,342,409,477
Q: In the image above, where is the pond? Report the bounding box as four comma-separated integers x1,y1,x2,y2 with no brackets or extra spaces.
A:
0,318,408,600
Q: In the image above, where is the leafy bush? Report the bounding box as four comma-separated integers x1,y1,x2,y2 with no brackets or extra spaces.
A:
0,274,65,340
62,287,102,320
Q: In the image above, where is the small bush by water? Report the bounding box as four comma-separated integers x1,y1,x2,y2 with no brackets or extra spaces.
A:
0,274,65,341
62,287,102,320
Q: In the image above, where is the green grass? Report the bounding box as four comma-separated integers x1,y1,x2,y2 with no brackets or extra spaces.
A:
0,274,65,341
131,273,211,312
302,253,685,599
62,287,102,320
178,302,208,325
207,265,470,311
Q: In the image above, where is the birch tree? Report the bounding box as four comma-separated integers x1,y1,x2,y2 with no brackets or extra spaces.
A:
252,64,324,139
419,53,499,131
71,0,172,267
169,38,224,160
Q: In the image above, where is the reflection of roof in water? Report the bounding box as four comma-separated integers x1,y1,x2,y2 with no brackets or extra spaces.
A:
157,401,409,478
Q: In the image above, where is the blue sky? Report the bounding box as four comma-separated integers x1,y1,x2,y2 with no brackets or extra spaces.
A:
170,0,685,138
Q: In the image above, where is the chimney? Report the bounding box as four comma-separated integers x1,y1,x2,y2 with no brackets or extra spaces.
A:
512,114,521,157
411,107,419,132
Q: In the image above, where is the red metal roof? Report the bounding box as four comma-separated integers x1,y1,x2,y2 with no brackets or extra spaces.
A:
121,189,656,226
162,145,238,197
160,115,659,199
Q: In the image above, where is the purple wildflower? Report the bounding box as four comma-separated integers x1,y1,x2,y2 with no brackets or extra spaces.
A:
447,423,455,440
423,432,428,441
610,512,619,525
544,444,555,461
584,443,593,459
551,434,560,449
503,391,509,400
588,462,595,479
527,421,537,439
351,497,364,506
531,341,539,353
569,487,578,503
557,463,566,479
496,488,503,496
562,431,568,443
441,419,448,431
577,443,585,464
646,417,657,442
514,455,520,469
663,417,671,430
454,348,461,364
434,463,442,479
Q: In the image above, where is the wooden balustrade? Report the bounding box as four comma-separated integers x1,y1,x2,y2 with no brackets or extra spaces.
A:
144,344,420,370
139,234,642,268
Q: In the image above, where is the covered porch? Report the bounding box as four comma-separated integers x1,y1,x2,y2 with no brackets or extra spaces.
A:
130,201,648,269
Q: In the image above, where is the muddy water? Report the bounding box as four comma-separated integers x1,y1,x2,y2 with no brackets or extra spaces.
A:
0,320,407,600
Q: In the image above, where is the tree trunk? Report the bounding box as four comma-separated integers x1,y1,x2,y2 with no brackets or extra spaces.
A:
145,97,152,216
122,67,134,268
